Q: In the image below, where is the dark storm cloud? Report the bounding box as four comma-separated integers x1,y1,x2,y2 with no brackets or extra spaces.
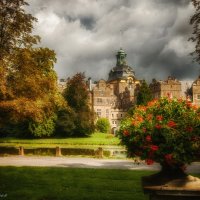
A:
155,0,190,6
80,16,96,30
27,0,198,82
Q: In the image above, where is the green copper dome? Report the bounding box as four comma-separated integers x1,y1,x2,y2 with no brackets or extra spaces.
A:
116,48,127,66
108,48,135,82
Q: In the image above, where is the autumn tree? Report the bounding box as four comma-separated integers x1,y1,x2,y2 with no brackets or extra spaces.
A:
136,80,153,106
59,73,95,137
190,0,200,63
0,0,64,137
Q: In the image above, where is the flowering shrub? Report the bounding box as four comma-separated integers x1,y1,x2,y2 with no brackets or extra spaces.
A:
118,98,200,167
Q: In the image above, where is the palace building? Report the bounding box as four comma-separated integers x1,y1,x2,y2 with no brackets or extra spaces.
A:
149,76,182,99
89,48,140,132
58,49,200,131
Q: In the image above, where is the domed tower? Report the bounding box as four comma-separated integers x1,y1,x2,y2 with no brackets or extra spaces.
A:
108,48,137,97
108,48,135,82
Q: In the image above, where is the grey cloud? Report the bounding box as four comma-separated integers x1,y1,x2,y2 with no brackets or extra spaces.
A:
27,0,198,82
80,16,96,30
154,0,190,6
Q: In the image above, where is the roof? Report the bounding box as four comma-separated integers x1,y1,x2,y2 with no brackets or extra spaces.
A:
108,48,135,82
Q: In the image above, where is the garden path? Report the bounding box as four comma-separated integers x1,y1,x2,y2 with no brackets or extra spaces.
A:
0,156,199,173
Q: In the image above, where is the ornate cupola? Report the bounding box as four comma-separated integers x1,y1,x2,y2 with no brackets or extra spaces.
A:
108,48,135,82
116,48,127,66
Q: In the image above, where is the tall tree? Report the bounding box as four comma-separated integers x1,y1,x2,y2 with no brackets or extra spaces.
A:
190,0,200,63
61,73,95,137
0,0,40,99
0,0,39,60
136,80,153,106
0,0,64,137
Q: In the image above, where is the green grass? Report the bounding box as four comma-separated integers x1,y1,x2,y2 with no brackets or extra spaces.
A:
0,167,155,200
0,132,121,148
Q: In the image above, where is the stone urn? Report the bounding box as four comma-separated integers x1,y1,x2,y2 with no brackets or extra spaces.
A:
142,163,200,200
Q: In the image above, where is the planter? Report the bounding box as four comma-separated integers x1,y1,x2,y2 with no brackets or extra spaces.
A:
142,164,200,200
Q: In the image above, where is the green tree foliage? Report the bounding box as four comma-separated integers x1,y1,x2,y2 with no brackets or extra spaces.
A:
60,73,95,137
0,0,40,59
28,115,57,137
0,0,64,137
136,80,153,106
55,107,76,137
190,0,200,63
96,118,111,133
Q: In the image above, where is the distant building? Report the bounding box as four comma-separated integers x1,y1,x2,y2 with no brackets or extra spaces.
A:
192,76,200,106
150,76,182,99
58,50,200,131
89,48,140,132
57,78,67,93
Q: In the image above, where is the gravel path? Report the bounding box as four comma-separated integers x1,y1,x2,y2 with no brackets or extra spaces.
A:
0,156,200,173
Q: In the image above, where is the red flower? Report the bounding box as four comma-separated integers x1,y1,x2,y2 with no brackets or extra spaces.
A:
165,154,173,161
178,98,183,102
156,115,163,121
167,120,176,128
150,145,159,151
186,100,192,106
146,135,152,142
123,130,129,136
143,128,147,133
191,136,199,141
186,127,193,132
155,124,162,129
145,159,154,165
147,114,153,120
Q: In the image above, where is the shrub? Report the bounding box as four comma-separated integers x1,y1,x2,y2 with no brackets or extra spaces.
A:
28,115,57,137
96,118,111,133
118,98,200,167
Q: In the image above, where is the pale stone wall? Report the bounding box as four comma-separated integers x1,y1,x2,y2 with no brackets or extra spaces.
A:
92,77,136,129
150,77,182,99
192,76,200,106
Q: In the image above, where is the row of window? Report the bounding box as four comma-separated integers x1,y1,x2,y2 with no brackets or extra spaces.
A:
96,109,123,118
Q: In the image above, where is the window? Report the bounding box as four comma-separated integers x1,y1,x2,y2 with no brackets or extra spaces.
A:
121,114,123,117
106,109,109,118
96,109,101,117
97,98,102,103
197,94,200,100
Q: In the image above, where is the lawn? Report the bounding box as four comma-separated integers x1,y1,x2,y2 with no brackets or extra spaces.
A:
0,167,154,200
0,132,121,148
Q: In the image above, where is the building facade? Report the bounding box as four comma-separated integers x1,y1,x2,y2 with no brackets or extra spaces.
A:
149,76,182,99
90,48,140,132
58,50,200,131
192,76,200,106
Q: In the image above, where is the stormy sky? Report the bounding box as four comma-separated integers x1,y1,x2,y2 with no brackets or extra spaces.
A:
26,0,199,82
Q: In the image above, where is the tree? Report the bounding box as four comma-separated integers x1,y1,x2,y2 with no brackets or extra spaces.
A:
63,73,89,112
96,118,111,133
61,73,95,137
190,0,200,63
55,107,76,137
136,80,153,105
0,0,40,99
0,0,64,137
0,0,39,60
